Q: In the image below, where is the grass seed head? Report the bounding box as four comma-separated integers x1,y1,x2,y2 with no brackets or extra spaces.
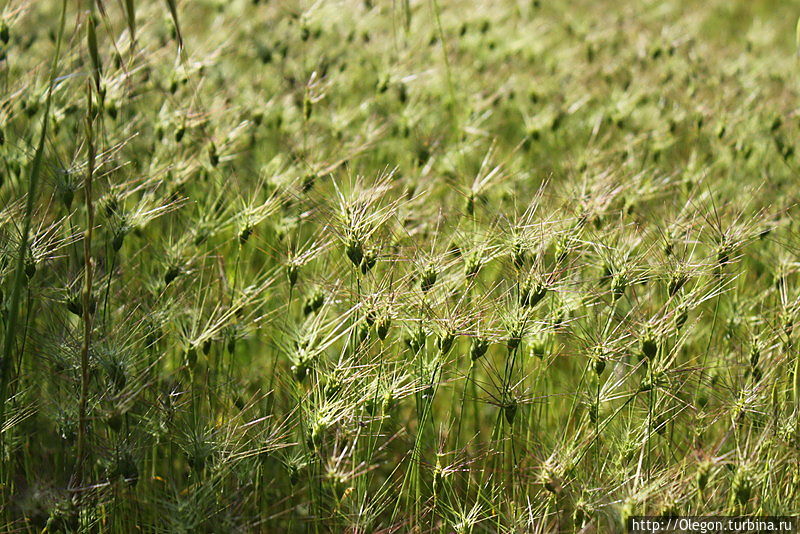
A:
470,337,489,361
639,325,659,360
519,273,547,308
420,264,438,292
591,345,608,376
436,330,456,355
503,396,518,424
376,315,391,340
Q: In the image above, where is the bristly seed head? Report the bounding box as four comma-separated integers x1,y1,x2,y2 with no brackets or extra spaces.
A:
376,315,391,340
420,264,438,292
639,325,659,360
591,345,608,376
519,273,547,308
470,337,489,361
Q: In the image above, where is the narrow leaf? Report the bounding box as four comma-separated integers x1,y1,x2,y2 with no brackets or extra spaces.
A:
125,0,136,43
165,0,184,53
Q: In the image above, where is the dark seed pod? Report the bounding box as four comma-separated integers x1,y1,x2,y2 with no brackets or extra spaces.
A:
544,470,563,495
303,289,325,315
112,231,126,252
67,294,83,316
376,76,389,93
520,277,547,307
436,332,455,354
239,225,253,244
185,346,198,369
288,463,300,485
376,316,391,340
346,239,364,267
106,99,118,120
61,186,74,210
107,411,124,433
208,142,219,167
640,330,658,360
104,194,120,217
23,256,40,281
470,337,489,361
360,249,377,274
257,42,272,63
164,265,181,285
504,398,517,424
308,423,324,449
301,173,315,192
187,450,208,473
286,263,299,287
397,83,408,104
364,306,377,327
592,353,606,376
750,366,762,382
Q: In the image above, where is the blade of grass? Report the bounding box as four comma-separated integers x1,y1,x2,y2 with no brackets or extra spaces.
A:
125,0,136,45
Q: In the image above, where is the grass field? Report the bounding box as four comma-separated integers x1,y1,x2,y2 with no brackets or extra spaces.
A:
1,0,800,532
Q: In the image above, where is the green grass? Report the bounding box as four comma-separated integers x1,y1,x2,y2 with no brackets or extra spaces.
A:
1,0,800,532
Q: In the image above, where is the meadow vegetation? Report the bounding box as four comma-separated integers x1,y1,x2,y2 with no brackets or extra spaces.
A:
1,0,800,531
